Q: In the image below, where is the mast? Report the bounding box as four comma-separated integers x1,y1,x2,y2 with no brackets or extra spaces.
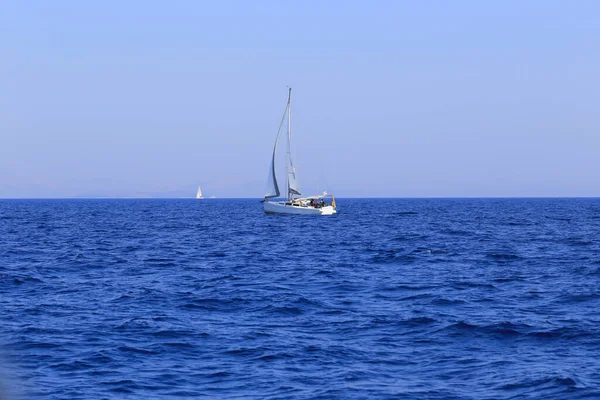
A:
285,87,301,201
286,88,292,201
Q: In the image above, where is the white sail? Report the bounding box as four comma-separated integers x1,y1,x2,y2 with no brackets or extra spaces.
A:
287,155,300,197
285,88,301,199
196,186,203,199
264,116,284,198
264,93,291,199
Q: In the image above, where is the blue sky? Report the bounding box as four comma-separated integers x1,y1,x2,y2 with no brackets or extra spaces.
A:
1,1,599,197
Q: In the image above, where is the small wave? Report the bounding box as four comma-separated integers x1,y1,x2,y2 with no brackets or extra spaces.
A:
451,281,497,290
313,269,334,276
587,267,600,275
13,340,61,350
391,234,430,242
293,296,321,308
206,371,230,378
21,326,63,334
206,274,242,282
253,352,294,361
83,352,114,365
402,317,437,326
370,250,418,264
161,342,196,348
506,221,532,226
486,253,522,260
445,321,477,331
369,316,437,330
574,265,600,275
387,284,439,291
101,379,141,393
143,257,177,266
565,238,594,246
430,297,467,306
561,292,600,303
499,375,579,391
118,346,159,355
438,321,534,338
392,211,418,216
398,293,435,301
305,344,321,352
4,247,46,256
441,229,472,236
110,294,135,302
493,276,524,283
544,215,572,222
483,322,528,336
179,297,248,311
49,360,93,371
528,326,593,340
8,275,43,285
207,251,227,258
261,305,304,316
223,347,263,357
115,317,153,330
150,329,198,338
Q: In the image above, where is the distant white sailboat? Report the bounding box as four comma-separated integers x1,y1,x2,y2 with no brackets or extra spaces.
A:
195,186,216,199
262,88,337,215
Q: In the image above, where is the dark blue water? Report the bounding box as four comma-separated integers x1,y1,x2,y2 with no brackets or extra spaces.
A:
1,199,599,399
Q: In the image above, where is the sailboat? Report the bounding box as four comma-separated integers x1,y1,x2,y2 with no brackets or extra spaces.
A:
195,185,216,199
262,88,337,215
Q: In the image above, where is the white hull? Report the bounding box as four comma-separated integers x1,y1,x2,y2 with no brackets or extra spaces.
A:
264,201,336,215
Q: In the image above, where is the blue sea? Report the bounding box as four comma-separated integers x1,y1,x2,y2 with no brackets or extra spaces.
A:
1,198,599,399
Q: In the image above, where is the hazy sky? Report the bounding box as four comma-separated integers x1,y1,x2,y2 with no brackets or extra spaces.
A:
1,1,599,198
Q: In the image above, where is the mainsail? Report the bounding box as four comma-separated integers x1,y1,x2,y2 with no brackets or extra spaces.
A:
264,102,287,199
264,88,301,200
196,186,203,199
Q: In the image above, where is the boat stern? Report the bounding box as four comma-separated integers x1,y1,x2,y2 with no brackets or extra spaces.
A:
320,206,337,215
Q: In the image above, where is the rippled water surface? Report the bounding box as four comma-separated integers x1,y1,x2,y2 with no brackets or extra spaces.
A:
1,198,599,399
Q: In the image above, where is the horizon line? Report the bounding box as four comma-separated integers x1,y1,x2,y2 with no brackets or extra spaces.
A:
2,196,600,200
